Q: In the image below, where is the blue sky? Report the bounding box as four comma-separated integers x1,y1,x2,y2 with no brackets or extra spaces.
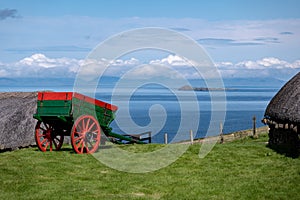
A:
0,0,299,80
2,0,300,20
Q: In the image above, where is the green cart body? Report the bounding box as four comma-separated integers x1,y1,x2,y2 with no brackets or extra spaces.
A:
33,92,150,153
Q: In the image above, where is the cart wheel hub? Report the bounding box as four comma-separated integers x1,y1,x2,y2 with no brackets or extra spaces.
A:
85,132,94,141
45,130,52,139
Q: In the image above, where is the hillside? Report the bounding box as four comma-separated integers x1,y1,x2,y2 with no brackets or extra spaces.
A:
0,135,299,199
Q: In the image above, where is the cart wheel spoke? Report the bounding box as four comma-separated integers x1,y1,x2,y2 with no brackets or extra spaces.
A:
86,118,91,131
53,136,61,148
75,130,84,136
53,140,58,149
80,145,84,154
41,138,47,145
74,135,84,142
77,123,84,132
77,139,84,148
50,140,53,151
71,115,101,154
43,122,49,130
86,140,94,149
38,133,46,137
82,119,86,132
44,141,49,149
86,122,96,133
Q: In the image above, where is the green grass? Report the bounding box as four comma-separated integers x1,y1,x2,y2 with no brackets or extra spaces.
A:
0,134,299,199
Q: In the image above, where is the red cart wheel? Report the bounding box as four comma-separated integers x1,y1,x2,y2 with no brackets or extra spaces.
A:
35,121,64,152
71,115,101,154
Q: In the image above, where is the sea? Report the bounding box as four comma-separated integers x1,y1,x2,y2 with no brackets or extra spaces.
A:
0,77,283,143
96,85,279,143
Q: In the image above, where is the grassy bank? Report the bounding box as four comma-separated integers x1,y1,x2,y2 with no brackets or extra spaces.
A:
0,134,299,199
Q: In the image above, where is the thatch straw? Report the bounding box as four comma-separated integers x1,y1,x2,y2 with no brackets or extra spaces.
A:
265,72,300,123
0,92,37,150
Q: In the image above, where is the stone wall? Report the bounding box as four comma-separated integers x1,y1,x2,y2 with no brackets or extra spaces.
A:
268,124,300,157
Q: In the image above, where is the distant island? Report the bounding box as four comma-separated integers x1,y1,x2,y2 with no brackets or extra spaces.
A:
178,85,233,91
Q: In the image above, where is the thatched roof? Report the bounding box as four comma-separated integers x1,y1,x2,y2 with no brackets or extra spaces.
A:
265,72,300,124
0,92,37,151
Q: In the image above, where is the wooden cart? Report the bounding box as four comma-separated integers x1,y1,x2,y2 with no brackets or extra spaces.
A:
33,92,151,154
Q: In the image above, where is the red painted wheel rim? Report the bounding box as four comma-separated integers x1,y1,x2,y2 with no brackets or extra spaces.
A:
71,115,101,154
35,121,64,152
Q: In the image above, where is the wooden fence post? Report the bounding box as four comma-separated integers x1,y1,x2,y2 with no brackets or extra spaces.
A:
190,130,194,144
252,116,256,137
164,133,168,144
220,122,224,144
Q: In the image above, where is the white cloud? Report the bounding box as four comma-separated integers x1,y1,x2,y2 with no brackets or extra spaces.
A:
0,54,299,80
16,53,80,68
125,64,182,79
216,57,300,79
254,57,294,69
217,62,233,67
0,54,81,77
0,69,8,77
292,60,300,69
150,55,192,67
236,57,300,70
0,54,142,78
110,58,140,66
236,60,262,69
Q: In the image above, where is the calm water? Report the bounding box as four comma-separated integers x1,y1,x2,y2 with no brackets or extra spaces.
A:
95,86,278,143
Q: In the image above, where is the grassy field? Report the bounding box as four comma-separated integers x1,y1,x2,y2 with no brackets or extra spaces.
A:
0,134,299,199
